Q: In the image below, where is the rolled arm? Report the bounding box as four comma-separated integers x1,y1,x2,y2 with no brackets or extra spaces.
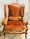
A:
22,19,28,25
1,18,8,25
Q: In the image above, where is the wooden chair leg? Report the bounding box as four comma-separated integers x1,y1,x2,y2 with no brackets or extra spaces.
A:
25,31,27,39
4,33,5,39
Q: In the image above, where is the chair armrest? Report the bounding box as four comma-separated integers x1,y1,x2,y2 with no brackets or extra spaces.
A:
1,19,5,25
1,18,8,25
22,19,28,25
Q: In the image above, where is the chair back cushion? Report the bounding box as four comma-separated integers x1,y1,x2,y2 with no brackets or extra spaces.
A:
4,3,25,20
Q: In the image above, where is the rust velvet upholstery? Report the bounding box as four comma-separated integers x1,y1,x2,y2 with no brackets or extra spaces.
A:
2,3,28,34
4,20,26,33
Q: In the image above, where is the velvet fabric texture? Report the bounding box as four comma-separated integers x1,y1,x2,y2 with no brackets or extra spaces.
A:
4,3,26,33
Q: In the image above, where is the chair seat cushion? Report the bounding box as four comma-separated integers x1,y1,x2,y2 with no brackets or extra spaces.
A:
4,20,27,33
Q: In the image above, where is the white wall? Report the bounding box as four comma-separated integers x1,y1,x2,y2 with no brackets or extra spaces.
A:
18,0,29,12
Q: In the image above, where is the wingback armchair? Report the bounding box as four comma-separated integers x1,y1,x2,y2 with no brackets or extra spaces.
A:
2,3,28,39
